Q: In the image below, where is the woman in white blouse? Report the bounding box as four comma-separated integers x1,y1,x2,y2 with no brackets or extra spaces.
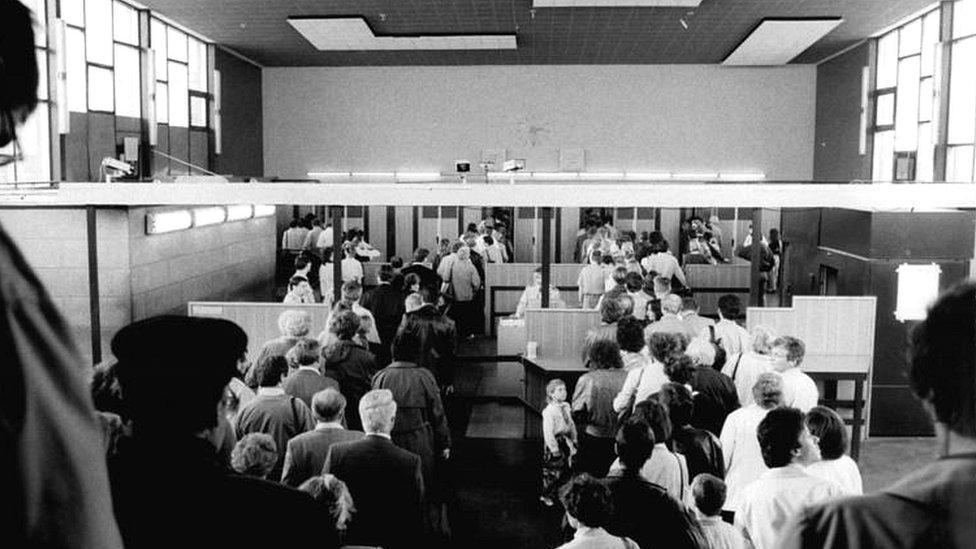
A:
804,405,863,495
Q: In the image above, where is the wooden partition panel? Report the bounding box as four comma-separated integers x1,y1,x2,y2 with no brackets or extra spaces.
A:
485,263,584,330
188,301,333,360
524,308,601,360
685,257,751,315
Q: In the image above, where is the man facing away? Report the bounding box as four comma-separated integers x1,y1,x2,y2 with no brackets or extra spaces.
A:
735,407,841,549
713,294,751,359
281,388,363,487
282,339,339,408
780,281,976,549
771,335,818,413
361,265,406,367
323,389,425,548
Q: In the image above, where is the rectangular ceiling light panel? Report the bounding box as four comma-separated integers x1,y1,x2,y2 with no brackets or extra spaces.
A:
723,18,843,66
288,18,516,51
533,0,701,6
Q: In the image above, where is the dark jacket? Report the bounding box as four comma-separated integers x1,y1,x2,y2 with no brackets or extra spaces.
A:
361,282,406,350
322,340,378,431
281,426,363,487
282,368,340,409
603,470,705,549
323,435,425,549
233,393,316,480
690,366,740,437
399,304,458,387
672,424,725,480
110,436,335,549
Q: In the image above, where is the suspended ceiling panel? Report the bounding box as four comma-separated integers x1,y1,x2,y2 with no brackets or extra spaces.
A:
723,18,844,65
139,0,938,66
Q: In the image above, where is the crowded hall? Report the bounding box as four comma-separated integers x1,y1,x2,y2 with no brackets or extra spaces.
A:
4,0,976,548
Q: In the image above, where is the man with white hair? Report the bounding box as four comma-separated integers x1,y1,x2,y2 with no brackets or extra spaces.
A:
724,326,778,407
322,389,425,548
645,294,699,341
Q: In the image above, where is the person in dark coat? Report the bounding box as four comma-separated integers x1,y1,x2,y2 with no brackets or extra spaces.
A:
281,388,363,487
686,338,740,437
322,310,379,431
372,328,451,492
658,383,725,480
282,339,339,408
361,265,406,367
108,316,327,549
323,389,425,549
400,288,459,390
603,419,706,549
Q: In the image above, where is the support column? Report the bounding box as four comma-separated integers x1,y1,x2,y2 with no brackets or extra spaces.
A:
541,207,552,308
331,205,343,305
86,206,102,364
750,208,764,307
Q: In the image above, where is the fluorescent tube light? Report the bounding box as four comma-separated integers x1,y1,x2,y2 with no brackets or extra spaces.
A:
672,172,719,180
308,172,351,179
581,172,624,180
225,204,253,221
146,210,192,235
396,172,442,181
352,172,396,179
625,172,671,180
192,206,226,227
718,172,766,181
253,205,276,218
532,172,579,180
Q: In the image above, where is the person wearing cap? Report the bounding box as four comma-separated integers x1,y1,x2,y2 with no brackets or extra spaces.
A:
400,288,459,391
323,389,425,548
108,315,326,548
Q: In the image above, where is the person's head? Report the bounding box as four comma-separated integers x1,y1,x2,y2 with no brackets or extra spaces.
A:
691,473,727,518
589,249,603,265
717,294,742,321
457,246,471,261
255,354,288,388
289,219,299,229
112,316,247,435
661,294,683,315
413,247,430,263
288,275,310,294
285,338,321,370
359,389,397,435
749,325,778,355
389,256,404,270
616,316,645,353
707,215,720,228
647,331,687,364
753,372,784,409
633,397,672,444
681,296,700,314
665,354,696,385
685,337,716,368
601,255,615,266
624,272,643,292
419,285,439,305
611,266,628,287
805,406,848,460
1,0,39,148
91,362,126,418
599,296,627,324
483,235,494,247
404,292,424,314
342,241,356,257
403,272,421,293
341,280,363,304
450,240,465,253
278,309,312,338
615,418,656,471
559,474,614,531
617,294,634,317
546,379,567,404
311,388,346,424
771,335,805,371
298,474,355,531
377,265,396,285
653,276,672,295
438,238,450,252
586,339,624,370
230,433,277,479
757,407,820,467
909,281,976,438
391,326,422,362
531,266,543,286
328,310,361,341
652,238,670,254
769,228,780,242
294,254,311,273
658,382,694,427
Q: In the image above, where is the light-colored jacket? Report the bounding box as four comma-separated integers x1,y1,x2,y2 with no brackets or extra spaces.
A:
446,258,481,302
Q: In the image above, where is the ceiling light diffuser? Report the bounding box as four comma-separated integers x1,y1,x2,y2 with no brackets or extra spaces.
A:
723,18,843,65
288,17,516,51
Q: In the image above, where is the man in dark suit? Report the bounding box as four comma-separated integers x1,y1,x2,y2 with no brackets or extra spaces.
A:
361,266,406,367
281,388,362,487
400,287,458,391
108,316,329,548
400,248,440,293
323,389,425,548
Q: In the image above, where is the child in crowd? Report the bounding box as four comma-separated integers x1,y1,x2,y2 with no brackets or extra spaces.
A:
541,379,578,506
691,473,747,549
577,250,606,309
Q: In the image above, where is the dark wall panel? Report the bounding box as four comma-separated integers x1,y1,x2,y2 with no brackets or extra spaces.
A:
189,130,209,174
214,49,263,177
65,113,90,181
154,126,170,177
813,43,871,182
88,113,117,181
781,208,821,296
169,127,190,175
871,386,932,436
870,211,976,259
819,208,871,257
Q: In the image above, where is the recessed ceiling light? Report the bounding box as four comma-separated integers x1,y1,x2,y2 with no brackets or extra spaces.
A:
723,18,843,66
288,17,517,51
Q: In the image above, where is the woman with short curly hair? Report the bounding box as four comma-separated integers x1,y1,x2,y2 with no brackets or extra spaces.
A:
230,433,277,479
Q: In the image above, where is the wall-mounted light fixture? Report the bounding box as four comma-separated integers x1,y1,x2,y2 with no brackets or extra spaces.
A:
894,263,941,321
191,206,226,227
146,210,193,234
253,205,276,217
146,205,274,235
225,204,253,221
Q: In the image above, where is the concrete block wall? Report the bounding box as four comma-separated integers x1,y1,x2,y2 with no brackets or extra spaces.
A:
128,207,276,320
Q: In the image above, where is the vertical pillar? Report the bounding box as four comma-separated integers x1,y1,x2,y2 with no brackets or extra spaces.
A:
331,205,343,305
541,207,552,308
86,206,102,364
750,208,764,307
385,206,396,259
933,1,954,182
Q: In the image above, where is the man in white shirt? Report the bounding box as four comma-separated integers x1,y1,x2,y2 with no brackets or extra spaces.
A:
680,296,715,339
644,294,699,342
714,294,751,359
772,336,819,412
281,220,309,251
736,407,842,549
315,222,335,250
340,242,364,284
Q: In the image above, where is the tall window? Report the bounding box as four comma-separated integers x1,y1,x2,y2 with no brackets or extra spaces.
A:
946,0,976,181
871,7,940,182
